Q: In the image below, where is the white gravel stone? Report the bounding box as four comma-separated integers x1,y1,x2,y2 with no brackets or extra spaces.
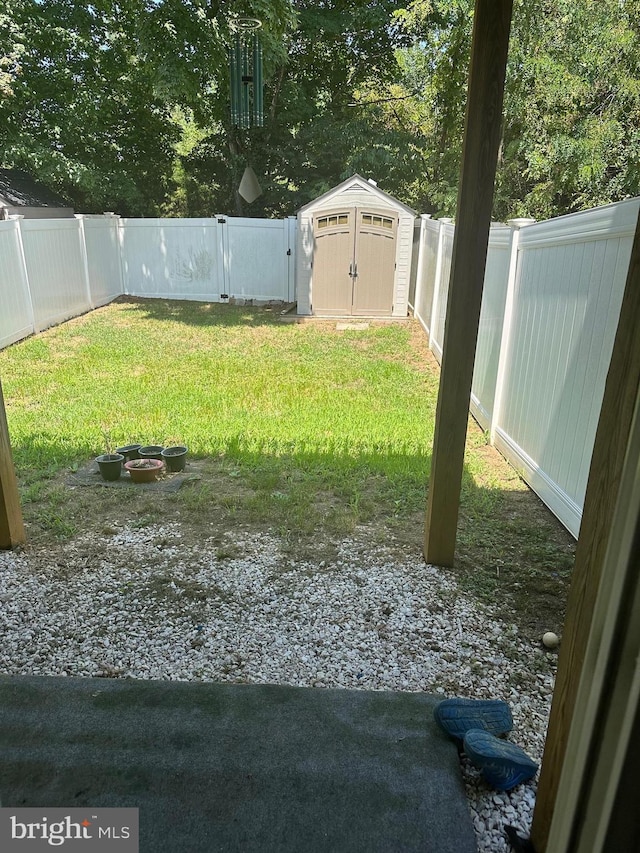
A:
0,525,555,851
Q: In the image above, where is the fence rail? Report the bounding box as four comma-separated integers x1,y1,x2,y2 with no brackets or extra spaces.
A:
2,200,639,538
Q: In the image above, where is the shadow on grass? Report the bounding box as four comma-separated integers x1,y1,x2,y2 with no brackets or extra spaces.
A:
114,296,285,329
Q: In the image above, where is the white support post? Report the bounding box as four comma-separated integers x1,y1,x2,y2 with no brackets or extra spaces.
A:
286,216,297,303
75,214,94,309
9,215,36,334
103,212,125,298
215,214,229,299
111,214,129,297
429,217,453,351
281,218,289,303
489,218,535,444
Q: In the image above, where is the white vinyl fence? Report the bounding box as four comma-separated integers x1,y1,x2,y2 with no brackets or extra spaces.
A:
0,218,33,349
412,198,640,537
0,214,297,350
0,215,122,350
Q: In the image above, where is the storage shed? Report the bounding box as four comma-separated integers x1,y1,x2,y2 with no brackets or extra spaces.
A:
295,175,416,317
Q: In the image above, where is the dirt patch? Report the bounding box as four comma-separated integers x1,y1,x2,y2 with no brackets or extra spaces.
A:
68,459,203,492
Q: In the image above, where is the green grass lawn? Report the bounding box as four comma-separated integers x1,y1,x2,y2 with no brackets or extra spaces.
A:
2,299,434,475
0,297,576,635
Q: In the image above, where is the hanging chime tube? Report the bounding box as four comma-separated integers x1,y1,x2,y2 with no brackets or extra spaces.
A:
229,35,238,126
236,34,243,128
241,38,250,129
232,33,244,128
258,37,264,125
237,34,244,128
252,33,263,127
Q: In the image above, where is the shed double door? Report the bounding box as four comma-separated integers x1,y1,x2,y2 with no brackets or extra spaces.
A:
312,207,397,316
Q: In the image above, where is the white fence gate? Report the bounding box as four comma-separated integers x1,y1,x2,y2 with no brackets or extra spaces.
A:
222,217,296,302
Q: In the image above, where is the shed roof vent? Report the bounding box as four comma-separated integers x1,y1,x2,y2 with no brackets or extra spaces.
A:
367,178,378,187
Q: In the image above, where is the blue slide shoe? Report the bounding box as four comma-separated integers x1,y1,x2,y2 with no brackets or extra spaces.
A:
433,698,513,740
463,729,538,791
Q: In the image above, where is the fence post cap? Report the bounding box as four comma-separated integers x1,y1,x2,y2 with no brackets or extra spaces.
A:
507,217,536,229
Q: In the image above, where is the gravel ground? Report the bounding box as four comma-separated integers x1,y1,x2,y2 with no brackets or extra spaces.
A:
0,523,555,852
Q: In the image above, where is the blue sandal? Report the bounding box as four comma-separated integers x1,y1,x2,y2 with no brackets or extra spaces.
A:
433,698,513,740
463,729,538,790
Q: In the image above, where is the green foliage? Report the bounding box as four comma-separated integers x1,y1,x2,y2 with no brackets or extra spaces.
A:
174,0,412,216
393,0,640,220
2,0,638,218
379,0,474,215
1,1,174,213
497,0,640,219
0,0,294,215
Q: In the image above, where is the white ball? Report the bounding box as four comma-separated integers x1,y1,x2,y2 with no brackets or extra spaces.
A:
542,631,560,649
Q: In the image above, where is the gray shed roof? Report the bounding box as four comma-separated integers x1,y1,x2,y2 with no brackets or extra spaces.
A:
298,174,417,216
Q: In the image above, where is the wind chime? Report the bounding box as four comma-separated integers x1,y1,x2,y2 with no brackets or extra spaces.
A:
229,17,264,130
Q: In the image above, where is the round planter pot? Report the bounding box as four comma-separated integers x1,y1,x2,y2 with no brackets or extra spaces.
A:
138,445,164,461
96,453,124,481
161,446,188,472
124,458,164,483
116,444,142,461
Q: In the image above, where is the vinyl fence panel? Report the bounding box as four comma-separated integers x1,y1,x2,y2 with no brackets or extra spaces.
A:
80,215,123,306
412,218,441,337
119,219,224,300
494,199,640,536
0,219,34,349
429,220,455,362
19,219,91,333
408,218,422,310
470,224,512,430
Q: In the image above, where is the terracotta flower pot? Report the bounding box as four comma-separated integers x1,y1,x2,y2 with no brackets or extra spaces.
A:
161,446,188,472
124,458,164,483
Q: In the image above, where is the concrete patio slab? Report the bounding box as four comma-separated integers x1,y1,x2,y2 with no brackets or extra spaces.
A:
0,676,476,852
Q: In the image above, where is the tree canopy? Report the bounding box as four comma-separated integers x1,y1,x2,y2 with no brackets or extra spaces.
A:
1,0,638,219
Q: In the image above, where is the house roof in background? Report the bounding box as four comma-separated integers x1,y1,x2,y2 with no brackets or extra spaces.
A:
0,168,70,209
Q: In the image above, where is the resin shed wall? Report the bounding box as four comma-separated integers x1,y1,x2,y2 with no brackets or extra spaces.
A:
296,175,416,317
